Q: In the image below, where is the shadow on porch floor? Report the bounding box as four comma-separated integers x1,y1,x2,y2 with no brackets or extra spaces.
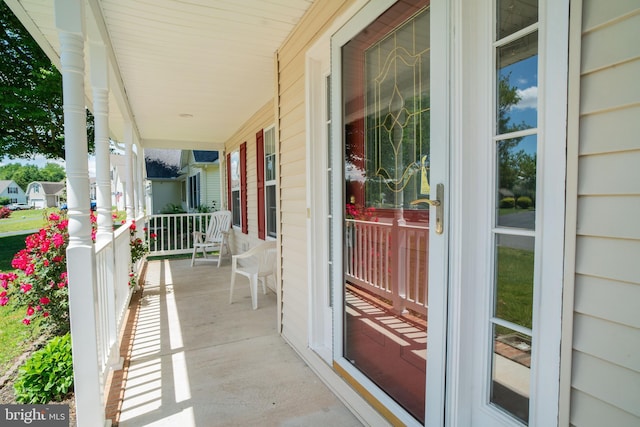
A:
106,258,362,427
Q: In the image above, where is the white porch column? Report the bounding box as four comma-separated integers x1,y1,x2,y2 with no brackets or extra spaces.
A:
54,1,105,426
90,41,113,243
124,122,135,220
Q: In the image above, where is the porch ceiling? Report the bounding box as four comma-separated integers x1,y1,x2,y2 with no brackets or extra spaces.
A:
6,0,313,151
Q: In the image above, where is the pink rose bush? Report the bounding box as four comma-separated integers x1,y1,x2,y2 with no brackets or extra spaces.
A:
2,210,154,329
1,212,79,333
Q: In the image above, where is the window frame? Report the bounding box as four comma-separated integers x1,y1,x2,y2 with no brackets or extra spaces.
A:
264,125,277,239
229,149,242,229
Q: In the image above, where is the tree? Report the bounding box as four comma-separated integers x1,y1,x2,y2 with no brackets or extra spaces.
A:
0,162,66,191
0,2,94,160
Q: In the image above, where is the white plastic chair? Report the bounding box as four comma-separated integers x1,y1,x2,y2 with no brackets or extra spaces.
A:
229,240,277,310
190,210,232,268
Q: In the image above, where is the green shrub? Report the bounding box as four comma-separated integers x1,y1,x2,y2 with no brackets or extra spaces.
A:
0,196,10,206
499,197,515,209
160,203,186,214
516,196,533,209
14,333,73,403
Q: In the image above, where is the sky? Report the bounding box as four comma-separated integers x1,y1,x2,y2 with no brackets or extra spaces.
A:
500,54,538,156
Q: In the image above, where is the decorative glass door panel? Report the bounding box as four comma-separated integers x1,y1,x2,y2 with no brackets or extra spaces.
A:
342,1,431,422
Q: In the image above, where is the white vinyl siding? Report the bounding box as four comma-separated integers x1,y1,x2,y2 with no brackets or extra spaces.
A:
571,1,640,425
277,1,359,351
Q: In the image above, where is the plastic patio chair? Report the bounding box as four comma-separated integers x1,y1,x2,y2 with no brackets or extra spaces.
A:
190,210,232,268
229,240,277,310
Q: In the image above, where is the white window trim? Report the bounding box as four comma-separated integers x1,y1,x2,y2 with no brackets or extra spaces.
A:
264,125,277,241
230,150,242,228
459,0,569,425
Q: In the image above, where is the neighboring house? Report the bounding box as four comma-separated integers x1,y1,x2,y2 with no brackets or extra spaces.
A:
180,150,221,212
144,149,183,214
8,1,639,426
144,149,221,214
0,180,27,205
25,181,65,208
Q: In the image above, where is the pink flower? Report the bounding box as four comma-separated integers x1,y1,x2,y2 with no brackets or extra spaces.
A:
0,296,9,306
39,297,50,305
49,213,60,221
24,263,35,276
20,283,32,293
130,222,137,231
43,312,49,317
0,291,6,298
22,318,30,325
52,233,65,248
57,219,68,230
150,233,157,239
39,240,51,253
43,259,49,267
26,306,34,316
53,256,64,263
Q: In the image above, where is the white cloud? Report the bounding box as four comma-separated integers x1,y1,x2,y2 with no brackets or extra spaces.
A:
513,86,538,110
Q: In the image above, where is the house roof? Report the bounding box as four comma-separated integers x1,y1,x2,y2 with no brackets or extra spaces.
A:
145,149,182,179
0,180,19,193
5,0,314,151
29,181,66,195
193,151,219,164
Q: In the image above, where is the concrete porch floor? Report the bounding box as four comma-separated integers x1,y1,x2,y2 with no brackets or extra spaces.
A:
107,257,363,427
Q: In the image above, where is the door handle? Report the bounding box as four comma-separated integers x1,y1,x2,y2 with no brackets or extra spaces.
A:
409,184,444,234
434,183,444,235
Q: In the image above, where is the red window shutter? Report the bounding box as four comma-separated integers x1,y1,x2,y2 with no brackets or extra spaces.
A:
226,152,232,214
256,129,265,240
240,142,248,234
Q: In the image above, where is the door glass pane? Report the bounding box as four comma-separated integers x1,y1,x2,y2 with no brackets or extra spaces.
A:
497,0,538,39
342,1,429,422
497,32,538,134
494,234,534,328
496,135,536,230
491,324,531,424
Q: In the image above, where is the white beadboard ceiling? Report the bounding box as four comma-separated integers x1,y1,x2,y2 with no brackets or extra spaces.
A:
7,0,313,150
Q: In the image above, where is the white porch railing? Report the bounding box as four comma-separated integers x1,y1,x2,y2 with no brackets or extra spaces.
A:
145,213,213,256
94,221,133,388
345,219,429,315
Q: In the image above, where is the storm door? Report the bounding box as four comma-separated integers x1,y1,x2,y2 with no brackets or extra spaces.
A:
332,0,449,424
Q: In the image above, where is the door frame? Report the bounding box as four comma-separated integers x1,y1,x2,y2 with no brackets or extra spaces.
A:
330,1,450,425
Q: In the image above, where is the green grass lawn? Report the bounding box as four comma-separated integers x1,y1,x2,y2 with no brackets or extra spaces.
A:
0,208,56,233
495,246,534,330
0,234,30,271
0,305,44,376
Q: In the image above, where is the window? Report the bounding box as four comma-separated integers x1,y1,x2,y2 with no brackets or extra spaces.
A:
8,186,18,194
228,145,247,232
257,127,277,240
490,1,539,423
230,150,241,228
264,126,277,238
188,173,201,210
